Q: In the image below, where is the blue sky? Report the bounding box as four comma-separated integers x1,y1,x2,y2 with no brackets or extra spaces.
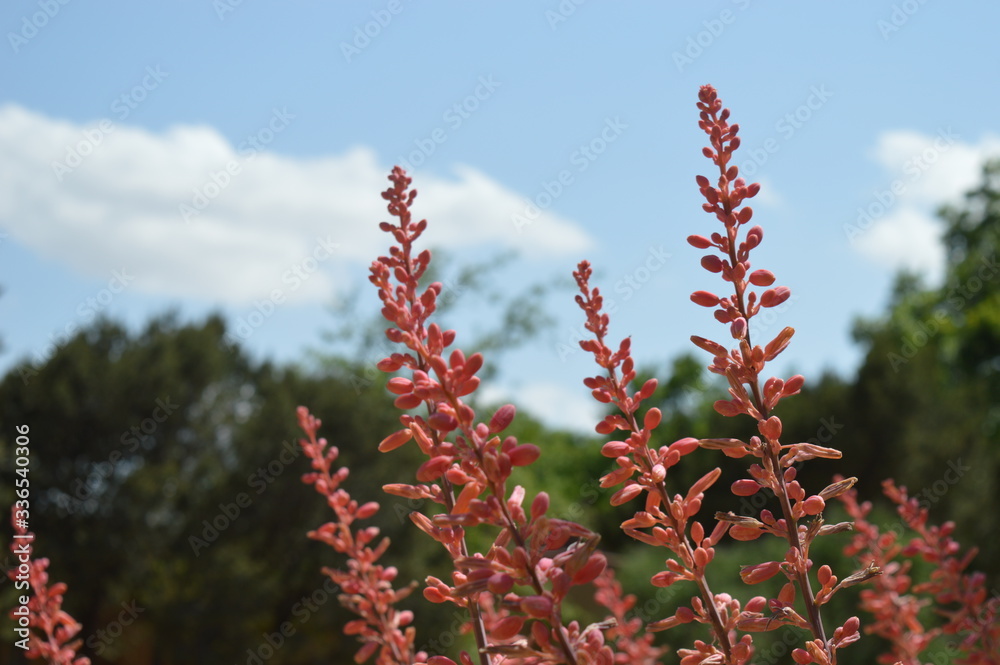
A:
2,2,998,432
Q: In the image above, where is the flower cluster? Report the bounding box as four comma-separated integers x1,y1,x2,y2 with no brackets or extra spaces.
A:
592,569,667,665
687,84,877,665
7,507,90,665
575,85,879,665
297,406,420,665
841,479,1000,665
574,259,750,665
367,167,615,665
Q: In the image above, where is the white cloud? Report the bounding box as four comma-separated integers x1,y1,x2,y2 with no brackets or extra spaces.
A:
854,208,945,281
852,128,1000,282
0,104,594,305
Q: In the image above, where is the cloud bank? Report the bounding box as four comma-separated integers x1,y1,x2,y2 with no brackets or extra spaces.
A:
0,104,593,304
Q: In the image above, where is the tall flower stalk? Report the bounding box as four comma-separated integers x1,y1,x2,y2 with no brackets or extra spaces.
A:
368,167,615,665
297,406,419,665
686,84,878,665
576,85,878,665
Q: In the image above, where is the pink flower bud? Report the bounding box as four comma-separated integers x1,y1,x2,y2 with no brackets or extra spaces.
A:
386,377,414,395
651,571,682,587
690,335,728,356
508,444,540,467
644,407,662,430
701,255,724,273
488,573,514,594
714,399,742,418
783,374,805,395
355,642,379,663
729,524,764,541
791,649,814,664
520,595,553,619
376,357,403,372
490,615,525,641
531,492,549,519
416,455,452,482
740,560,782,585
356,502,380,519
730,317,747,339
393,393,422,410
428,411,458,432
691,290,721,307
572,552,607,585
378,429,412,453
610,483,643,506
748,269,775,286
687,234,713,249
758,416,782,441
802,495,826,515
765,326,795,361
601,440,630,458
488,404,516,433
760,286,791,308
731,479,760,496
427,658,458,665
668,437,700,456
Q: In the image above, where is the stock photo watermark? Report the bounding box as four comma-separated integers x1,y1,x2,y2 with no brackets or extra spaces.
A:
672,0,752,72
396,75,501,171
223,235,339,346
340,0,409,62
51,65,169,181
844,127,958,244
8,0,72,53
878,0,931,40
736,84,834,178
512,116,628,234
179,107,295,223
19,268,135,385
188,439,302,556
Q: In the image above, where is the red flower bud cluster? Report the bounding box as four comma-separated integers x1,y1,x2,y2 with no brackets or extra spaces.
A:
574,261,750,664
296,407,420,665
367,167,615,665
840,479,1000,665
573,85,878,665
591,569,666,665
687,85,879,663
7,507,90,665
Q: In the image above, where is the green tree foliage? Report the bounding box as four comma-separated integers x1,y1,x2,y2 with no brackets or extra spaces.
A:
848,159,1000,582
0,314,446,664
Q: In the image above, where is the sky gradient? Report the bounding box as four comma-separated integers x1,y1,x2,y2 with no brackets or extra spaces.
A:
2,2,998,431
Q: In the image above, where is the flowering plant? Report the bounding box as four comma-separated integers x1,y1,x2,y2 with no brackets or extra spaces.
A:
7,507,89,665
285,83,1000,665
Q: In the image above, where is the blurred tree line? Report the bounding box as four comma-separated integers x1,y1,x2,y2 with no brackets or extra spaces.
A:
1,162,998,664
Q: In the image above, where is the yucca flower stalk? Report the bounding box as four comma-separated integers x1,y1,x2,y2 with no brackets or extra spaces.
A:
686,84,878,665
576,85,879,665
367,167,615,665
